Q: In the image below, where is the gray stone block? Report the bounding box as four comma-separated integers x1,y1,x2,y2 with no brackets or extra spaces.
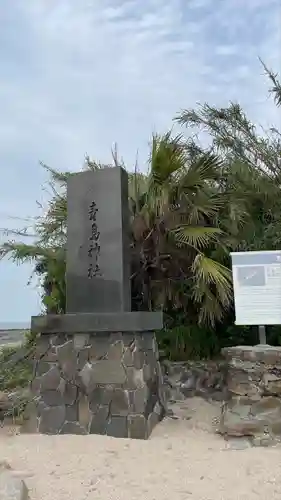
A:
89,337,109,360
144,381,159,418
139,334,154,350
128,414,147,439
143,363,152,382
31,377,41,395
78,363,96,394
42,350,58,363
132,386,148,414
40,366,61,392
61,359,78,381
37,400,47,417
39,406,66,434
79,395,91,429
145,350,157,372
124,367,145,390
88,386,113,412
35,335,51,358
51,333,69,346
77,347,90,369
57,340,78,380
107,416,128,438
65,404,78,422
80,360,126,386
122,347,134,367
60,422,87,435
41,390,64,407
122,333,135,346
74,334,90,350
133,349,145,370
63,383,78,406
153,401,163,416
90,406,109,434
36,361,52,376
111,389,129,416
107,340,124,360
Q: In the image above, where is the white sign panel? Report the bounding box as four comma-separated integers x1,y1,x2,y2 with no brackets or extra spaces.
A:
231,250,281,325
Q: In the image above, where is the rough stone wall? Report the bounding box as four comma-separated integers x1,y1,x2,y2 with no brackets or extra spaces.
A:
31,332,166,438
220,345,281,446
162,360,228,403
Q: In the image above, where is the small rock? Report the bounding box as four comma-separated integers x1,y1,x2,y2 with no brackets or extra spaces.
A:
0,461,11,471
225,437,252,450
251,435,277,447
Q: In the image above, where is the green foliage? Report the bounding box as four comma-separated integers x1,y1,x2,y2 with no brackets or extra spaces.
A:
0,345,33,391
157,325,220,360
24,329,38,347
157,323,281,362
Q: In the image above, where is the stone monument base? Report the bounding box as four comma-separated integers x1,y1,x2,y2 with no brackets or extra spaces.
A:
31,312,166,439
220,345,281,446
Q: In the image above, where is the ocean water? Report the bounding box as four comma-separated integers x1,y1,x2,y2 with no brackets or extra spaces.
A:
0,322,30,330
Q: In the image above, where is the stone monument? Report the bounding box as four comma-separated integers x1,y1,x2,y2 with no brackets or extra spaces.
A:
31,166,165,438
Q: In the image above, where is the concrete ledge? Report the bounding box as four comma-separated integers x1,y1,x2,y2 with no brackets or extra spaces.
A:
31,311,163,334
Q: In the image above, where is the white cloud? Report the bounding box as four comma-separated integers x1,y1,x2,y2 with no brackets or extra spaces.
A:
0,0,280,323
215,45,239,56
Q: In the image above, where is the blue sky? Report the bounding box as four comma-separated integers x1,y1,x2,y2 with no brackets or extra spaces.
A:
0,0,280,326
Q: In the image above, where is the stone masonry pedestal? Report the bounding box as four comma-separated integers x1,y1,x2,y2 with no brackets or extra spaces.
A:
31,312,166,439
220,345,281,446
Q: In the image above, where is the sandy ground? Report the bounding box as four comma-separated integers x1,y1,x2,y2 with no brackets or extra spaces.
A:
1,398,281,500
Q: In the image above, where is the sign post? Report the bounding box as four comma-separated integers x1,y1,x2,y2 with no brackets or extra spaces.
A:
231,250,281,344
258,325,267,345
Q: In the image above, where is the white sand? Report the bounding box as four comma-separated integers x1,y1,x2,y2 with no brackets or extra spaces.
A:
1,398,281,500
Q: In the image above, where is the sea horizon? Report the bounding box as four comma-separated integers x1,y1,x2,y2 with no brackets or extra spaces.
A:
0,321,30,330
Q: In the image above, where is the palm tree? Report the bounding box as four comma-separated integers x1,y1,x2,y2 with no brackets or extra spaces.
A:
130,132,243,325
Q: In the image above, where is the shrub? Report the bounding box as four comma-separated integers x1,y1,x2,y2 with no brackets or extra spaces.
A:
0,345,33,391
157,325,220,361
24,329,38,347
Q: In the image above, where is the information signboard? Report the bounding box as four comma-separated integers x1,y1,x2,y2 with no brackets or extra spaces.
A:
231,250,281,325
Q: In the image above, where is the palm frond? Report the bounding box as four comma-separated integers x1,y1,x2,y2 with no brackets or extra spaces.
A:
178,152,222,191
192,254,232,291
191,255,233,325
149,132,186,183
173,226,223,249
181,192,225,225
198,290,225,326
